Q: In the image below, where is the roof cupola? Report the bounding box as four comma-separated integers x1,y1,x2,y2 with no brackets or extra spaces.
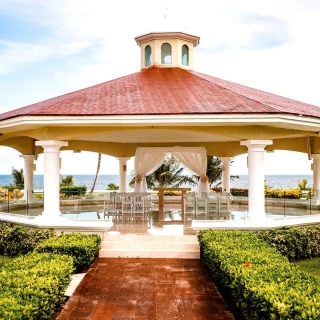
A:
135,32,200,71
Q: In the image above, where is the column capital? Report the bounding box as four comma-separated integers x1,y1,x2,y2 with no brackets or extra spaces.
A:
19,154,35,161
311,154,320,160
240,140,273,151
117,157,131,162
36,140,68,152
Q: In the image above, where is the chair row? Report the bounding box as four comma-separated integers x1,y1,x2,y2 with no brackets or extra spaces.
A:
184,192,231,220
104,192,152,216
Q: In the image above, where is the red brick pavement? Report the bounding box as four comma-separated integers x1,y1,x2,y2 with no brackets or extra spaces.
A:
57,258,236,320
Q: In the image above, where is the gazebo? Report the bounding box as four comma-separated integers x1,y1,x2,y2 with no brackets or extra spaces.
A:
1,31,320,223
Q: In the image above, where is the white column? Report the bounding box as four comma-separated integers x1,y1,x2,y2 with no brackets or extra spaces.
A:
240,140,273,220
35,140,68,218
19,154,35,202
220,157,230,193
312,154,320,204
118,157,130,192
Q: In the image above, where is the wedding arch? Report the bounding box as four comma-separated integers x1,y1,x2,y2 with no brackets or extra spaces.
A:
133,146,210,193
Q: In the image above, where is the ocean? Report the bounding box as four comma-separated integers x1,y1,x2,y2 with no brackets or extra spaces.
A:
0,174,314,190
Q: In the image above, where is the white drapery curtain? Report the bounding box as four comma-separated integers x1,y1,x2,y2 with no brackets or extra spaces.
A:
171,147,209,193
133,146,209,193
134,148,169,192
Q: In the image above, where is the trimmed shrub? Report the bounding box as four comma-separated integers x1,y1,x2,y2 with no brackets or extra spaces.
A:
0,252,74,319
35,233,101,272
198,230,320,319
60,185,87,197
256,225,320,261
0,222,55,256
0,222,14,255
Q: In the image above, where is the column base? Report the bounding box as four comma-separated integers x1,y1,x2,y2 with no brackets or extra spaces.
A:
245,212,269,225
19,196,38,203
36,211,66,220
310,198,320,206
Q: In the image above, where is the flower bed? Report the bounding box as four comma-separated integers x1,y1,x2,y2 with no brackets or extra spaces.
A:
211,188,303,199
198,230,320,319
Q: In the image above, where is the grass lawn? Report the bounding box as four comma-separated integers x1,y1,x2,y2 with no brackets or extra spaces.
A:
0,255,13,269
295,257,320,280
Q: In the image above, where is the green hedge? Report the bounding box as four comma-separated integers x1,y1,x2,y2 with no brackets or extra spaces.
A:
35,233,101,272
0,222,55,256
0,252,74,319
60,185,87,197
198,230,320,319
256,226,320,261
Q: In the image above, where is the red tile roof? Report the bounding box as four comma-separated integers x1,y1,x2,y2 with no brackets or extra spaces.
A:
1,67,319,121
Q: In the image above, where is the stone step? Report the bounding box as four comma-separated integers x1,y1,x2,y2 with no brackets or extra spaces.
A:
102,234,198,243
99,234,200,259
101,242,199,251
99,249,200,259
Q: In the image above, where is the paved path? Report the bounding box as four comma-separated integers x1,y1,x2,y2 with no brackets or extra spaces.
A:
57,258,235,320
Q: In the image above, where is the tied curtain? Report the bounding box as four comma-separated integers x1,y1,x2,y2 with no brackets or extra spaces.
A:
134,148,169,192
133,146,209,193
171,147,209,193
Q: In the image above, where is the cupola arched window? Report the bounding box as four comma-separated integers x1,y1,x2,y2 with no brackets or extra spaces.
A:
145,45,152,67
161,43,172,64
182,45,189,66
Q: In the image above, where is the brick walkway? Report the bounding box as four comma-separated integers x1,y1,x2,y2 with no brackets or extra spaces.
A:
57,258,235,320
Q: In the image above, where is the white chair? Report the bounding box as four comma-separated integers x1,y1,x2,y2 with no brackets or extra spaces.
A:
121,193,134,224
184,192,196,219
114,193,123,212
132,192,149,225
195,192,207,218
206,194,220,220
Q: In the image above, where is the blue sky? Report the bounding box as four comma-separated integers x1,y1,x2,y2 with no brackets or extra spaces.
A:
0,0,320,175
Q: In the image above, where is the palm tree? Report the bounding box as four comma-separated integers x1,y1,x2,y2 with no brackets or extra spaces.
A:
11,167,24,189
204,155,239,187
107,183,119,190
90,153,101,193
129,156,197,189
60,175,74,187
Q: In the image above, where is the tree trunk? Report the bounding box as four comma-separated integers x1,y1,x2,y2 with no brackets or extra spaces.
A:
90,153,101,193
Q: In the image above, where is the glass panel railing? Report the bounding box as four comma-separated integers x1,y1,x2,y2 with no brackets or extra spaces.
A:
230,191,248,221
60,191,120,221
60,192,80,219
0,190,43,216
6,188,320,223
265,194,286,219
265,189,316,219
0,189,10,213
309,189,320,215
